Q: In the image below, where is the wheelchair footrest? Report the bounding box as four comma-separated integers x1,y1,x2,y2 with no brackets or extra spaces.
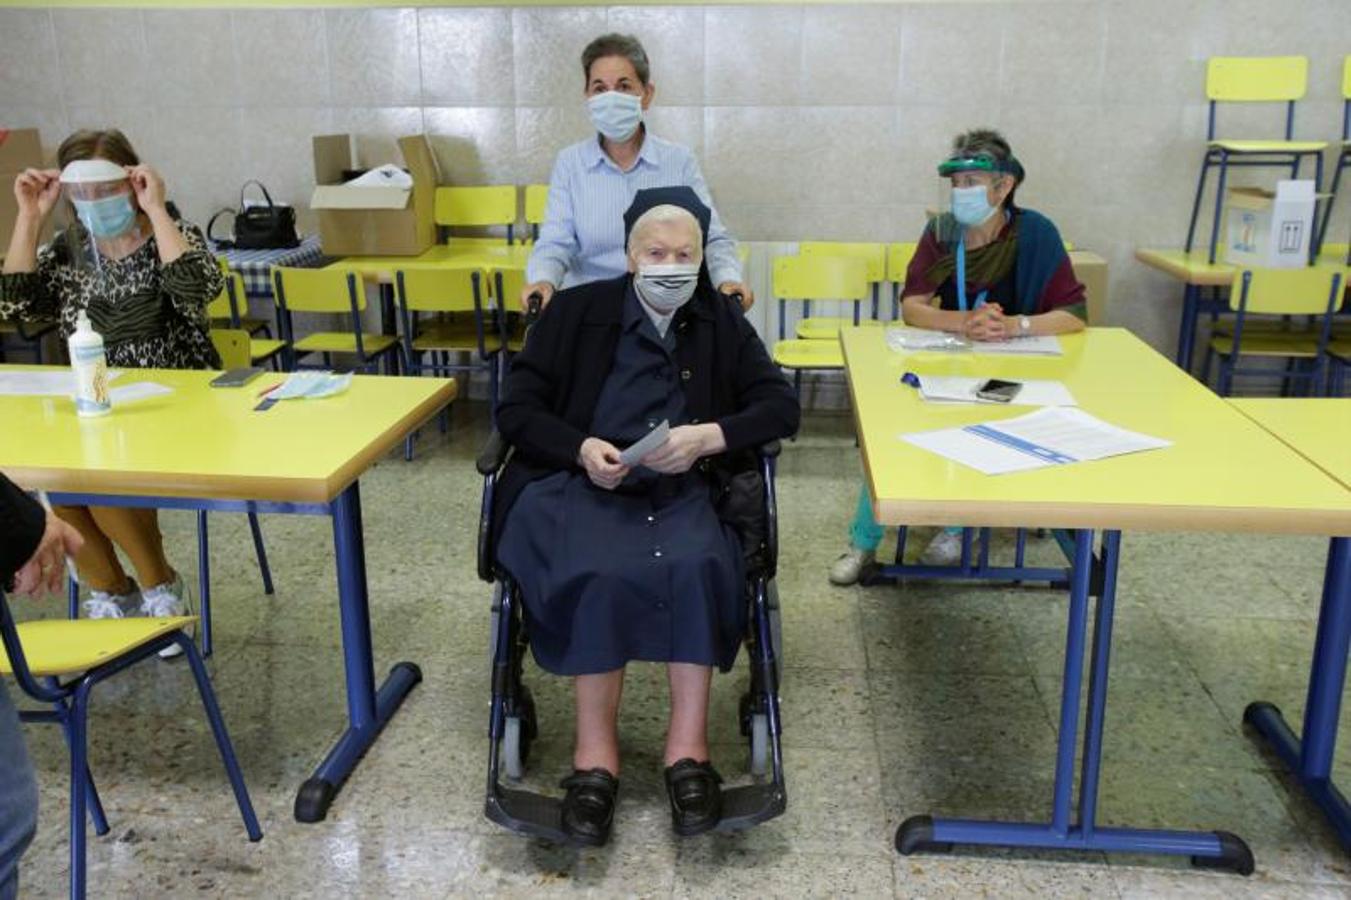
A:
715,783,786,833
485,785,570,844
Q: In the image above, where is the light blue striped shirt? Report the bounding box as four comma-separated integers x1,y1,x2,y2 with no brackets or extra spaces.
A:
526,131,742,290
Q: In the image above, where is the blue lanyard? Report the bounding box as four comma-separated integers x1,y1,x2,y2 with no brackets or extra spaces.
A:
954,232,988,313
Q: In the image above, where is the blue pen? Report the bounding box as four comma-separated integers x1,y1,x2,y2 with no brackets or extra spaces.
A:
900,371,920,388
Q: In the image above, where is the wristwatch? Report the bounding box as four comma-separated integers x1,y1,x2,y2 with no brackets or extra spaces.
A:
1018,315,1031,335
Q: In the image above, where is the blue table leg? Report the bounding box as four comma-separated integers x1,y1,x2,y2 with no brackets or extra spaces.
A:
1245,536,1351,850
294,481,423,823
1177,284,1200,372
896,530,1254,873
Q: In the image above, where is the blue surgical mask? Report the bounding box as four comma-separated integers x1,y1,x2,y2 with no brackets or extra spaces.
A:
587,90,643,142
951,185,997,228
73,193,137,239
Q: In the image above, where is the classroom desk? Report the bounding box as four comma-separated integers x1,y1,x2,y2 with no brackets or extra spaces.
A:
1229,398,1351,850
842,327,1351,872
0,365,456,824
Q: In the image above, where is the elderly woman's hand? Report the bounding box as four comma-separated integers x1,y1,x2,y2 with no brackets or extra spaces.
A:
578,437,630,490
962,304,1008,342
641,424,727,475
13,168,61,222
126,165,168,215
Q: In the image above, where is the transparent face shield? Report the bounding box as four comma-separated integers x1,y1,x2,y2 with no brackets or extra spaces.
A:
58,159,146,275
933,154,1019,243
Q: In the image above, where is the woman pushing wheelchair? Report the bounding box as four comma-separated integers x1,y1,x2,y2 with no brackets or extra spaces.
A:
489,186,799,846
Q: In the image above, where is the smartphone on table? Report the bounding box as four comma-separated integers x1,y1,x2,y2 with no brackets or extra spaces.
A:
975,378,1023,403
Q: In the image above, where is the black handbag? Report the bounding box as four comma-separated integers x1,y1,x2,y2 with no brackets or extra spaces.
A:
207,181,299,250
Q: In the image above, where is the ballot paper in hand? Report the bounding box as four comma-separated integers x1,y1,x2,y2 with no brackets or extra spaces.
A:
901,407,1170,475
619,420,671,467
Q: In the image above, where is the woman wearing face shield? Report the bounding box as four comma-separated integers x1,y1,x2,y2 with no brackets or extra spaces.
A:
521,33,752,310
0,129,224,652
829,129,1086,585
494,187,797,846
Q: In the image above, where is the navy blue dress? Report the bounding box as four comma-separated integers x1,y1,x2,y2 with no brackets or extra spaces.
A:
497,287,745,676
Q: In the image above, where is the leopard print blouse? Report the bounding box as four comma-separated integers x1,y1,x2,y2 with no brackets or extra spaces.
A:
0,218,224,370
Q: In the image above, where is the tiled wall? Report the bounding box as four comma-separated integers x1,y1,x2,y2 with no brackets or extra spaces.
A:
1,1,1348,352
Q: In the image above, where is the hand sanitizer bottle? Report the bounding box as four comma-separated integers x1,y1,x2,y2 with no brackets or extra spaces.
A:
68,311,111,417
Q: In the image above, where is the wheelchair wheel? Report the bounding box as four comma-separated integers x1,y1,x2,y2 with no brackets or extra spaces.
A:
749,713,770,777
501,687,537,781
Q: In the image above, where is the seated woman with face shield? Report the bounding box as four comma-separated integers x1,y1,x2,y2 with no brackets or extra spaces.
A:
0,129,224,652
830,129,1086,585
493,186,799,846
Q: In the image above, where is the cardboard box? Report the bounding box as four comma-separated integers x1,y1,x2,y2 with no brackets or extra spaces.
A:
1223,181,1315,269
0,129,45,256
310,133,439,257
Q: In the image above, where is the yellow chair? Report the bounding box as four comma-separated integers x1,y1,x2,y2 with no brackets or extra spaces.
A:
2,588,260,898
886,242,919,316
1317,57,1351,253
1201,266,1344,396
524,184,549,242
435,185,520,251
271,267,403,374
770,255,869,398
794,242,887,339
1187,56,1329,263
207,272,286,369
489,264,530,354
394,266,502,458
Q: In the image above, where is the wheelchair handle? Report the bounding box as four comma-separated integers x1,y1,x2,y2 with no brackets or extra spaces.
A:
758,440,781,459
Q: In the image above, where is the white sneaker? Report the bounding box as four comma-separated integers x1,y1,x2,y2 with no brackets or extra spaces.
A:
828,548,875,586
83,579,141,620
140,574,192,660
920,530,965,566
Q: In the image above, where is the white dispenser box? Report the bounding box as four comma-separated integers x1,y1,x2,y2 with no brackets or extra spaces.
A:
1223,180,1316,269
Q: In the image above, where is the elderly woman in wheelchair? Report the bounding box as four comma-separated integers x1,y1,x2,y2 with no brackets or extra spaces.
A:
478,186,799,847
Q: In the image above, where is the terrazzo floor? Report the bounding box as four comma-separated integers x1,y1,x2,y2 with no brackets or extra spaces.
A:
9,402,1350,898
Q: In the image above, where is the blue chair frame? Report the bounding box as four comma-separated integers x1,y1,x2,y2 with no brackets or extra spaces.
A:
1,589,261,900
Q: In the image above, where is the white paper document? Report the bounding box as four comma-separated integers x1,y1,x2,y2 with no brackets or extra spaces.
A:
619,419,671,467
915,376,1077,407
0,369,124,396
885,326,1062,356
901,407,1171,475
109,381,173,405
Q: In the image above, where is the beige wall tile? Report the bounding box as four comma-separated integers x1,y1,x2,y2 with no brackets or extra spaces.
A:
999,2,1106,107
802,5,902,107
325,8,421,106
424,106,518,185
0,10,60,109
512,7,607,107
143,9,238,108
151,106,247,227
515,105,592,184
644,105,703,158
705,6,804,106
233,9,330,107
420,8,514,106
606,6,706,106
53,9,149,109
898,3,1007,107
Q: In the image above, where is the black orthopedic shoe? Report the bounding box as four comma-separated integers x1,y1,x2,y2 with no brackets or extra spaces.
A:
559,767,619,847
664,758,723,836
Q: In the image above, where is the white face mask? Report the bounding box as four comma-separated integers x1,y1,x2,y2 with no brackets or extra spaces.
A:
587,90,643,142
634,263,700,314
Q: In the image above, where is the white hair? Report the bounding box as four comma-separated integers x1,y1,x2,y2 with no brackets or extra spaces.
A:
626,204,703,258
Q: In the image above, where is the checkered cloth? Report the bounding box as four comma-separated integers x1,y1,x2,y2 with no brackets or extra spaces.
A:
211,234,328,299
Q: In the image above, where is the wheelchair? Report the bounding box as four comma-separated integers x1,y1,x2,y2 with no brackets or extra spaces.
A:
474,431,788,844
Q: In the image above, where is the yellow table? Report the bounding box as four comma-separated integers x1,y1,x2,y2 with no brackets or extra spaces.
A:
1228,398,1351,850
844,327,1351,871
0,365,456,824
333,243,531,285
